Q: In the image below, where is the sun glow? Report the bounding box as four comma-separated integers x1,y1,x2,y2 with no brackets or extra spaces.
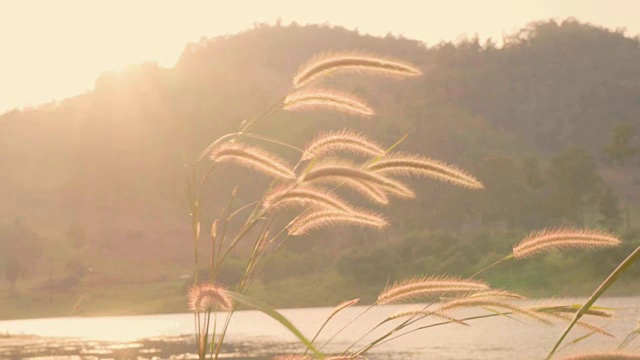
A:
0,0,638,114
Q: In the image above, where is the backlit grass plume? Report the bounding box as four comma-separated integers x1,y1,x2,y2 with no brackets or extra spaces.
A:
283,89,374,117
188,283,232,312
377,276,489,305
292,52,422,88
386,307,468,325
469,289,526,300
532,305,614,319
365,152,484,189
287,208,388,236
438,297,551,324
333,177,390,205
263,186,352,212
209,143,295,179
329,298,360,320
302,130,385,161
560,352,640,360
301,161,415,199
533,309,614,337
512,228,621,259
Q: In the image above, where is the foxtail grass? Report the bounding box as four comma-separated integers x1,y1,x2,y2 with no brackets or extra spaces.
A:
283,89,374,117
437,297,552,324
287,208,388,236
377,276,489,304
301,161,415,199
263,186,352,212
468,289,526,300
365,152,484,189
308,298,361,348
513,228,621,259
293,52,422,88
385,307,468,325
188,283,233,312
302,130,385,161
209,143,295,179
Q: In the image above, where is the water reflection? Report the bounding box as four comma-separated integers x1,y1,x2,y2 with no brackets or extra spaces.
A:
0,297,638,359
0,334,294,359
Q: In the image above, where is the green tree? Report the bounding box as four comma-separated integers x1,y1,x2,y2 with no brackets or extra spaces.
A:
0,219,42,297
473,155,530,228
598,187,622,230
522,156,545,189
545,146,603,224
603,123,638,166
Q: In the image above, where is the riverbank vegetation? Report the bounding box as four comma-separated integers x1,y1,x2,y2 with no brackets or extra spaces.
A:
2,19,640,324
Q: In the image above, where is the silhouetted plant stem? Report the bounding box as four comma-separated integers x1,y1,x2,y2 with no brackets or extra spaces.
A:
546,245,640,359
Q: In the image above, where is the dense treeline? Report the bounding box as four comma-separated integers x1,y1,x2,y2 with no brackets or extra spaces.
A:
2,19,640,316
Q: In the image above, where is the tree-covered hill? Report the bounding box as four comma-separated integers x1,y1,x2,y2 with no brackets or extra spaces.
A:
2,19,640,317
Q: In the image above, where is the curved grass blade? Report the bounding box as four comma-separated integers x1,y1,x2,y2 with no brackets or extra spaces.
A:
226,291,323,357
546,245,640,359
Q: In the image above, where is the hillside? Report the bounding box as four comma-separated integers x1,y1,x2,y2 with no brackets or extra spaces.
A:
2,19,640,318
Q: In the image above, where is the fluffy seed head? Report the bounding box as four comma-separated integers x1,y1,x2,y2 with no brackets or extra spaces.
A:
287,208,388,236
209,143,295,180
513,228,621,259
283,89,374,117
533,310,614,337
301,161,415,200
377,276,489,305
187,283,232,312
263,186,352,212
469,290,527,300
366,152,484,189
327,298,360,321
532,305,614,319
386,306,468,325
293,52,422,88
438,298,552,324
302,130,385,161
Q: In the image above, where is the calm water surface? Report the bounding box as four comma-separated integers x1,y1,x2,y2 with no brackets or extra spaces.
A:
1,297,638,359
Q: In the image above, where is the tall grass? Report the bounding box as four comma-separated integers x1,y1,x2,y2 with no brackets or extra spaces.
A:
183,51,637,359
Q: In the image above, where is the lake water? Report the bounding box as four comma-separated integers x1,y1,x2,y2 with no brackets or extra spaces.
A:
1,297,638,359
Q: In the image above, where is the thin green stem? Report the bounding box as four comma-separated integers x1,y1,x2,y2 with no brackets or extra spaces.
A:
351,301,436,356
546,245,640,359
242,132,303,153
367,313,508,352
238,97,286,133
318,304,375,352
228,201,260,221
470,254,513,278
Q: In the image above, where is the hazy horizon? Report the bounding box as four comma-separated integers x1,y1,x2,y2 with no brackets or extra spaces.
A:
1,0,639,114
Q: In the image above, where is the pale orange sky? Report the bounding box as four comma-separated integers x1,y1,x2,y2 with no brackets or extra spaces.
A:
1,0,638,114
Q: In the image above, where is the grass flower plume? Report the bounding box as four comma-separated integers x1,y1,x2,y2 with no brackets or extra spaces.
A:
283,89,374,117
438,297,551,324
287,209,388,236
366,152,484,189
513,228,621,259
293,52,422,88
386,307,468,325
209,143,295,179
377,276,489,304
301,161,415,200
188,283,232,312
302,130,385,161
263,186,352,212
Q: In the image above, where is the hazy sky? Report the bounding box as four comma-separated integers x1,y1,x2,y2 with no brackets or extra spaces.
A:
1,0,638,114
